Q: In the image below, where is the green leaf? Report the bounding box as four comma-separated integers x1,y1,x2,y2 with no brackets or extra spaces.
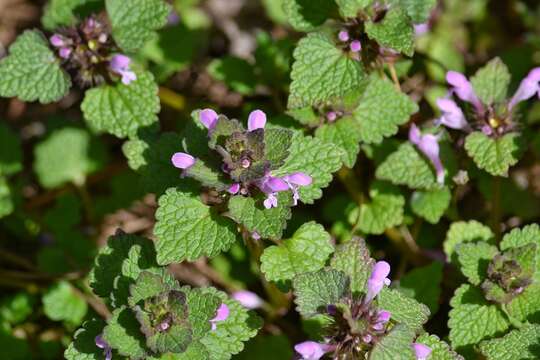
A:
89,232,161,306
293,269,350,317
154,188,239,264
415,333,464,360
479,324,540,360
128,272,169,306
106,0,171,52
65,319,106,360
184,159,230,192
0,123,22,176
0,30,71,103
410,187,451,224
470,58,511,105
228,192,292,240
355,181,405,235
444,220,494,263
42,0,100,29
365,7,415,56
103,307,147,359
455,242,499,285
398,262,443,314
352,75,418,144
261,221,334,283
500,224,540,262
506,281,540,323
273,133,343,203
0,178,14,219
42,281,87,326
336,0,372,18
377,288,430,332
183,288,221,340
0,293,34,325
123,137,151,171
375,143,437,189
369,324,416,360
264,128,293,170
82,71,160,138
398,0,438,23
330,238,373,297
33,127,106,188
288,32,365,109
207,57,256,95
316,117,362,168
464,132,525,177
448,284,509,352
283,0,338,32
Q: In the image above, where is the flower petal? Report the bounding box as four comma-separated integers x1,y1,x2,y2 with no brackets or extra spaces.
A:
436,98,469,130
294,341,327,360
284,172,312,186
171,152,195,169
412,343,432,360
508,67,540,109
232,290,263,309
248,110,267,131
200,108,219,130
446,71,482,110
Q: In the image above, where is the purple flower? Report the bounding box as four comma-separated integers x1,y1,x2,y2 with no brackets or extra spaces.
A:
59,47,72,59
95,334,112,360
263,193,278,209
171,152,196,170
252,232,261,240
372,310,391,331
50,34,67,47
232,290,263,309
338,30,350,42
412,343,432,360
350,40,362,53
248,110,267,131
446,71,483,111
414,23,429,36
228,183,240,194
409,124,445,184
365,261,391,304
210,303,229,331
326,111,338,122
294,341,334,360
283,172,312,205
436,98,469,130
508,67,540,110
200,108,219,132
109,54,137,85
257,174,289,209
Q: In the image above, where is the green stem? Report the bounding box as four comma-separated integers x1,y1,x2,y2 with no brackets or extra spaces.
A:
492,176,502,242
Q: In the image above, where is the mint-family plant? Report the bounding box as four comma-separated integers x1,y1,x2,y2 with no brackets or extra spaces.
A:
1,0,540,359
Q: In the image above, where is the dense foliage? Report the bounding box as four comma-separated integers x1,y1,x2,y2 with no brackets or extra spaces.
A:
1,0,540,359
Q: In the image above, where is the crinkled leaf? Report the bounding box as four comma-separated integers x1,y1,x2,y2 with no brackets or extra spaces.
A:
444,220,495,263
274,133,343,203
506,281,540,323
283,0,338,32
0,30,71,103
365,7,415,56
377,288,430,332
464,132,525,177
261,221,334,282
0,123,22,176
154,188,239,264
42,281,87,326
183,287,221,340
330,237,373,297
106,0,171,52
355,181,405,235
82,71,160,138
336,0,372,18
228,192,291,240
398,262,443,314
103,307,147,359
479,324,540,360
448,284,509,352
33,127,106,188
416,333,464,360
264,128,293,170
455,242,499,285
128,272,169,307
398,0,438,23
184,159,230,192
293,269,350,317
410,186,451,224
500,224,540,265
288,32,365,109
352,75,418,144
42,0,101,29
470,58,511,105
369,324,416,360
64,319,106,360
316,117,362,168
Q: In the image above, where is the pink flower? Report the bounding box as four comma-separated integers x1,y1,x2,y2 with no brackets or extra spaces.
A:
228,183,240,194
414,23,429,36
95,335,112,360
109,54,137,85
409,124,445,184
210,303,229,331
200,109,219,132
326,111,338,122
365,261,391,304
508,67,540,110
283,172,312,205
171,152,196,170
350,40,362,53
232,290,263,309
50,34,67,47
294,341,334,360
248,110,267,131
436,98,469,130
338,30,350,42
412,343,432,360
446,71,483,111
263,193,278,209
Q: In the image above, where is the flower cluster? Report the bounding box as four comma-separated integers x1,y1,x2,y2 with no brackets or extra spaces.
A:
337,29,362,54
294,262,430,359
48,16,136,87
436,68,540,136
409,124,445,185
172,109,312,210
